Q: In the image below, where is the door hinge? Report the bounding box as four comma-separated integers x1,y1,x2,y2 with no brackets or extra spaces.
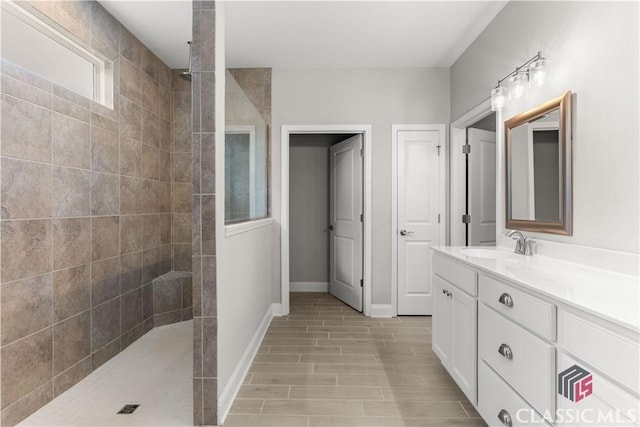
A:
360,148,364,157
436,145,441,156
360,279,363,287
462,144,471,154
462,214,471,224
360,213,364,222
438,214,441,224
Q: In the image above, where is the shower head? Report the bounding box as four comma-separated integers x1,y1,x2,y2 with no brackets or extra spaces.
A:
180,41,192,82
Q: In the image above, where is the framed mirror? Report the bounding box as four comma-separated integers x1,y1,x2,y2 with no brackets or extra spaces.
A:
505,91,572,235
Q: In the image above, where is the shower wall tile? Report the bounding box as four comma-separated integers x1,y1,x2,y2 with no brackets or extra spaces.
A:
53,167,90,217
53,357,91,397
53,265,90,323
1,158,52,219
91,126,120,174
53,218,91,270
1,328,53,409
1,219,52,283
0,2,178,423
52,112,90,169
52,312,90,375
91,216,119,261
1,274,53,346
192,3,217,424
1,94,52,163
91,257,121,307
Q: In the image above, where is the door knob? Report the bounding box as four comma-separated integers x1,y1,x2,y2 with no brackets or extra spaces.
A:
328,224,334,231
399,229,414,236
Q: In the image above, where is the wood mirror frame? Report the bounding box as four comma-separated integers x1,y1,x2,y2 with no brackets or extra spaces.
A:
505,90,572,235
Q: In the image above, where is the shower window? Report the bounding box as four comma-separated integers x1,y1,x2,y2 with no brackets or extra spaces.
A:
1,1,113,108
225,71,269,224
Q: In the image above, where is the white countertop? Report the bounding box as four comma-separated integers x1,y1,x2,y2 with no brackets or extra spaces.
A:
432,246,640,333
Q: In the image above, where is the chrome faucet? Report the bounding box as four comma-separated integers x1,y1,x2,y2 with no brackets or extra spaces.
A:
506,230,534,255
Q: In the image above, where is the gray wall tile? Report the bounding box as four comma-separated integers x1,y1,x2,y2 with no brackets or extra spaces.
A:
53,218,91,270
1,274,53,346
1,94,52,162
53,312,90,375
1,220,52,283
53,265,90,322
1,158,52,219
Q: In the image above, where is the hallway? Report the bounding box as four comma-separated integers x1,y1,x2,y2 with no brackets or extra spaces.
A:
225,293,485,426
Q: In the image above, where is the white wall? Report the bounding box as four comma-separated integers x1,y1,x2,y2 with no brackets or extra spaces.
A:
289,143,330,284
272,68,450,305
451,1,639,254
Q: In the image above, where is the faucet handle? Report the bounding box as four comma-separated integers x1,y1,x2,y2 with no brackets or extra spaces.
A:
523,238,535,256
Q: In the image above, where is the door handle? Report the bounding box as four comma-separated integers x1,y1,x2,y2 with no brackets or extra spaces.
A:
328,224,334,231
399,229,414,236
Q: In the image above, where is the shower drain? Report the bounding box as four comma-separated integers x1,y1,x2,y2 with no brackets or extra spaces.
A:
117,404,140,414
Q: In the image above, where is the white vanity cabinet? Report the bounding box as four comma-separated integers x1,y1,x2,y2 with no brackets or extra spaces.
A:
430,247,640,427
556,311,640,427
477,275,556,425
432,253,478,404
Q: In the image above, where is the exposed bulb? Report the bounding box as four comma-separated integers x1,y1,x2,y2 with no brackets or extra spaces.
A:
491,85,508,111
529,58,547,87
508,70,528,99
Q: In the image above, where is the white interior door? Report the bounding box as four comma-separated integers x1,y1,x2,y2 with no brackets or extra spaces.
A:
468,128,496,246
329,135,363,312
397,129,442,315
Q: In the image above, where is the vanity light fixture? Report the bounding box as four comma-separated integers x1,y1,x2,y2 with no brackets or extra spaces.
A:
490,51,547,111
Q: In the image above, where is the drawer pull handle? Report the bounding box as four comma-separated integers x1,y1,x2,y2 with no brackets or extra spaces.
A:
498,409,513,427
498,293,514,307
498,343,513,360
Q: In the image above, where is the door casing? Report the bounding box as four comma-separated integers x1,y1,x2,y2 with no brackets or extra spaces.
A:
280,125,373,316
391,124,447,317
450,99,496,246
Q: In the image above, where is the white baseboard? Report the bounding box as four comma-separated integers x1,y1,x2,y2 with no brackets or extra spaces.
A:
290,281,329,292
272,303,284,317
369,304,394,318
218,303,275,424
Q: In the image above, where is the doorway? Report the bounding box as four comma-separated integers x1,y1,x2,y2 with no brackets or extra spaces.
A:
288,133,363,311
280,125,373,316
451,101,498,246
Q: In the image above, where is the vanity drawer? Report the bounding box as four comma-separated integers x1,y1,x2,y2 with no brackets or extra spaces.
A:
478,361,550,426
560,311,639,393
479,303,555,416
433,253,477,296
479,274,556,340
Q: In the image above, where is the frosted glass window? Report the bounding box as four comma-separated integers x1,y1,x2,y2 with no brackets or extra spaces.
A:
1,3,110,105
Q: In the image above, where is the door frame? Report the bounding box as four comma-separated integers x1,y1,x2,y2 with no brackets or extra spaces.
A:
391,124,447,317
280,124,373,316
450,99,494,246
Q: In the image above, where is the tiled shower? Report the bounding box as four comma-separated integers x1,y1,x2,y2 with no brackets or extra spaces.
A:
0,1,196,424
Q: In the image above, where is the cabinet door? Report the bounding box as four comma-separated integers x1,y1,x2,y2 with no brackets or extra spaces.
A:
557,353,639,426
451,286,477,404
432,275,452,364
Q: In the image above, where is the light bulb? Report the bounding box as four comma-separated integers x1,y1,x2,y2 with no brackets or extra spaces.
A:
508,70,529,99
491,85,508,112
529,58,547,87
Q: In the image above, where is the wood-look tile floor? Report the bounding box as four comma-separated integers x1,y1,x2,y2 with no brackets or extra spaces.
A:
225,292,486,427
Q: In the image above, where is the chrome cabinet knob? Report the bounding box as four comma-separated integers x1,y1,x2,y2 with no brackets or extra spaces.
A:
498,343,513,360
399,229,414,236
498,293,514,308
498,409,513,427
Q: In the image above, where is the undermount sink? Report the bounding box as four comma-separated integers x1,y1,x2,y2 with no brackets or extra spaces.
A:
459,248,521,260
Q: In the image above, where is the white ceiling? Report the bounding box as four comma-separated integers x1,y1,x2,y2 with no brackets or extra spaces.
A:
98,1,192,68
98,1,507,70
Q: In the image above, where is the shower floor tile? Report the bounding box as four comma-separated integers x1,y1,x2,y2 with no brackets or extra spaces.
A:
19,320,193,426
